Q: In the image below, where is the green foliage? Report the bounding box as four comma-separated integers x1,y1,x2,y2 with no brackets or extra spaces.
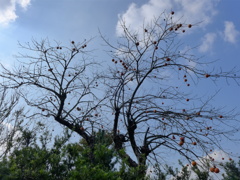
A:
118,162,148,180
68,131,120,180
0,127,71,179
223,159,240,180
6,124,240,180
0,127,149,179
0,158,12,179
151,164,168,180
8,146,51,179
191,166,209,180
161,160,210,180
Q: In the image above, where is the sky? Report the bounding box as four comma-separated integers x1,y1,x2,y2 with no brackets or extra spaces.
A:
0,0,240,177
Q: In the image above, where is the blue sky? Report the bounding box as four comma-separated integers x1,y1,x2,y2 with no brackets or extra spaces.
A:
0,0,240,174
0,0,239,72
0,0,240,60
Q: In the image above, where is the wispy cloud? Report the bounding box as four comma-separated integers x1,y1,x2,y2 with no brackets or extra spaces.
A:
116,0,220,36
18,0,31,9
199,33,217,53
0,0,31,26
223,21,239,44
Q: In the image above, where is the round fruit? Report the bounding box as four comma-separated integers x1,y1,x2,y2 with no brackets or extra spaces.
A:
180,137,185,141
179,141,184,146
80,127,84,131
209,167,215,172
214,168,220,173
191,161,197,166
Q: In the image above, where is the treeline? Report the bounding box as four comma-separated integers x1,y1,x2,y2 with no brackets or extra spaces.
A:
0,125,239,180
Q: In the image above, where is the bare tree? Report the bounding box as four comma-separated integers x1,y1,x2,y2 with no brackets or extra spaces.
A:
0,12,239,177
0,39,105,147
101,13,240,174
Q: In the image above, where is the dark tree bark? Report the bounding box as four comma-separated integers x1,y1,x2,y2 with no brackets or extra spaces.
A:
101,13,240,173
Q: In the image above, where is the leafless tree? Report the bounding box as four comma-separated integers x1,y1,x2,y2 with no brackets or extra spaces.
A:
0,39,105,147
0,12,239,177
101,13,240,174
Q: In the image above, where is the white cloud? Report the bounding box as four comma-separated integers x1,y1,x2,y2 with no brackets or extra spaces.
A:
116,0,220,36
199,33,217,52
0,0,31,26
17,0,31,9
223,21,239,44
175,0,219,26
